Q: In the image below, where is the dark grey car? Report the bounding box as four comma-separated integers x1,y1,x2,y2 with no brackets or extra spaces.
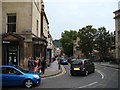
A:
70,59,95,76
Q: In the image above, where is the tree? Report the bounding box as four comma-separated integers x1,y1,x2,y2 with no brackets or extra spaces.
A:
60,30,78,57
78,25,97,58
95,27,114,60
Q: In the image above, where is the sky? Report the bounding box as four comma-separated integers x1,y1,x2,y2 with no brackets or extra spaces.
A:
44,0,119,40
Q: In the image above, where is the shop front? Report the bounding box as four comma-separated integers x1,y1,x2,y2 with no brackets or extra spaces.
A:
2,33,24,65
33,37,47,60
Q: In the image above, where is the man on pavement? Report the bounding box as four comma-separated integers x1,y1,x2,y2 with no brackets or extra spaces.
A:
41,57,46,74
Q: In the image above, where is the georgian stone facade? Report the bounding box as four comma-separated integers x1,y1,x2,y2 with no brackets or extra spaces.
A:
114,2,120,61
1,0,52,67
0,0,2,65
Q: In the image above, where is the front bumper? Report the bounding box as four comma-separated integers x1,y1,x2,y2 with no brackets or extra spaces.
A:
33,78,41,86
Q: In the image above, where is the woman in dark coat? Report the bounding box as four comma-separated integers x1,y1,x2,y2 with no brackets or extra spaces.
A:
41,57,46,74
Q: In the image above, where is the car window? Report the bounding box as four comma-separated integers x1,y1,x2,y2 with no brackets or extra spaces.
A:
2,67,21,75
84,60,89,65
72,60,82,65
2,67,10,74
15,66,29,73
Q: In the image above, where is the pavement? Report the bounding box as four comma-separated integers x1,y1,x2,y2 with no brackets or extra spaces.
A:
40,60,120,78
40,60,63,78
98,62,120,69
95,61,120,69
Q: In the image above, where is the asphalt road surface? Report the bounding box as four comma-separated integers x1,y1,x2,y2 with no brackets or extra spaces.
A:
2,63,119,89
37,63,118,88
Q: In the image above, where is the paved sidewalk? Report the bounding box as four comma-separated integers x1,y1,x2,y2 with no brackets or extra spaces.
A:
95,62,120,69
40,60,62,78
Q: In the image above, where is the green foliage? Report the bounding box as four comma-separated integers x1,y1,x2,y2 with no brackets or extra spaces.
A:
95,27,115,57
78,25,97,57
60,25,115,58
60,30,78,56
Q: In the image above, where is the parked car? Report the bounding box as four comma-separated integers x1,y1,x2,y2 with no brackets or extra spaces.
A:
0,65,41,88
60,59,68,65
70,59,95,76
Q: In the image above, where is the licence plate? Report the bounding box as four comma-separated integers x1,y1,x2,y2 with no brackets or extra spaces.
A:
74,68,80,70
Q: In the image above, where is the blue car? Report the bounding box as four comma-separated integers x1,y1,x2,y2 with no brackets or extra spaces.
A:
0,65,41,88
60,59,68,65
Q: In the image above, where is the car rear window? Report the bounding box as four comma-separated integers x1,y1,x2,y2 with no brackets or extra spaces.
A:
72,60,83,65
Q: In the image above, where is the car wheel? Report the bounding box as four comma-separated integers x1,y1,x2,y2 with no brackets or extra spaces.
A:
85,70,89,76
24,79,33,88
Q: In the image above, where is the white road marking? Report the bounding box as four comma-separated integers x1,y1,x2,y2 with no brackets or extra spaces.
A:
41,65,66,79
96,69,104,79
77,82,98,88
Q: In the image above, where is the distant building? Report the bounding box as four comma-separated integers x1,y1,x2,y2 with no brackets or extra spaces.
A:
73,37,82,58
53,39,62,57
46,31,53,66
53,39,62,48
113,1,120,61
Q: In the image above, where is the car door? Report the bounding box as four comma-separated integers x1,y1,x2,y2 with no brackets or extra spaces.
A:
84,60,89,71
90,61,95,72
87,60,92,72
0,67,2,86
2,67,24,86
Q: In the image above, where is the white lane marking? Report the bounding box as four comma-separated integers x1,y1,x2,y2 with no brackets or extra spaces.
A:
77,82,98,88
41,65,66,79
96,69,104,79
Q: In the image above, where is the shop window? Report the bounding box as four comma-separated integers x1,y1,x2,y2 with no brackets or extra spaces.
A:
7,13,16,32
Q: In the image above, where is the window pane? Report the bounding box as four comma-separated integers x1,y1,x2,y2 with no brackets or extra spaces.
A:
8,16,16,23
7,24,16,32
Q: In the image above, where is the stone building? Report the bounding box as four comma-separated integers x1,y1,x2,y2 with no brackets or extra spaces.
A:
113,1,120,61
46,32,53,66
0,0,2,65
2,0,50,67
73,37,82,59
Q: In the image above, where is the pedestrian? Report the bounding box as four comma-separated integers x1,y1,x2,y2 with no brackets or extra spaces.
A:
28,57,32,71
38,57,41,73
31,57,34,71
41,57,46,74
58,59,61,70
34,57,39,72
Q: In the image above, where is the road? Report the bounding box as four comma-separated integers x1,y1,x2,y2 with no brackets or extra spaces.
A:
2,63,119,89
36,63,118,88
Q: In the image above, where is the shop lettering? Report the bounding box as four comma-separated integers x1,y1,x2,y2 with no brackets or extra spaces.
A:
3,41,10,43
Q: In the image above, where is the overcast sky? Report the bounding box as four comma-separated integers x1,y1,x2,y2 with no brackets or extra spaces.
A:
44,0,119,40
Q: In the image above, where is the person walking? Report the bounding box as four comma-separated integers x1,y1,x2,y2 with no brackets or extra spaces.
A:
28,57,32,71
34,57,39,72
58,59,61,70
31,57,35,71
41,57,46,74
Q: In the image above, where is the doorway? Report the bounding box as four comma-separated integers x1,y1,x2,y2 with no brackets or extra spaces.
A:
8,45,18,65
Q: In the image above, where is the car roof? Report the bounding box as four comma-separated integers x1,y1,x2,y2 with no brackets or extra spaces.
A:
78,58,89,60
0,65,16,67
72,59,90,62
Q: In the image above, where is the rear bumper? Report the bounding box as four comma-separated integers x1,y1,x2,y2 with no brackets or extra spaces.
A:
70,70,85,75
